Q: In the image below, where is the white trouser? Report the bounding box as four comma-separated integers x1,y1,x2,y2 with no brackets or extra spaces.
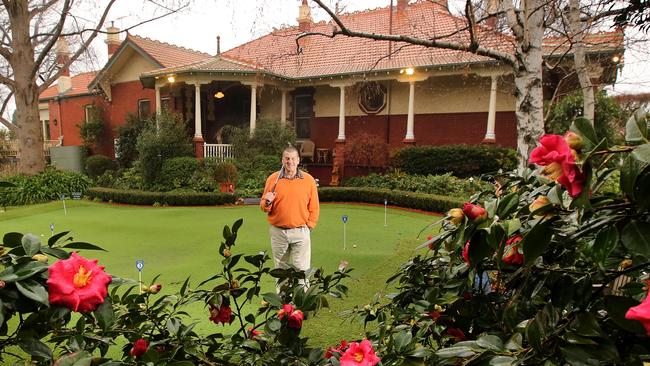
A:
269,225,311,290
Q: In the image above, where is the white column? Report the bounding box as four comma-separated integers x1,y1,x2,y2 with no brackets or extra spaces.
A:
337,85,346,140
405,81,415,140
281,89,287,124
194,82,202,138
249,84,257,133
155,85,161,115
484,75,498,141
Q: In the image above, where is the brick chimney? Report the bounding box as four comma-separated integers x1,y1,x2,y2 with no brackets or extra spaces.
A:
297,0,312,32
397,0,409,13
105,22,121,58
55,37,71,94
486,0,498,28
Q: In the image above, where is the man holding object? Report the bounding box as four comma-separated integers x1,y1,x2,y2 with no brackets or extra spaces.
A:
261,146,320,283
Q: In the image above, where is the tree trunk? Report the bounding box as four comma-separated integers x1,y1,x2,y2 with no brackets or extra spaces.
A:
569,0,595,124
9,0,46,175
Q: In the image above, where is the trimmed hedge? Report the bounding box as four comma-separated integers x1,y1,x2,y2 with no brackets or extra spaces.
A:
85,155,116,178
86,187,238,206
392,144,517,177
318,187,463,213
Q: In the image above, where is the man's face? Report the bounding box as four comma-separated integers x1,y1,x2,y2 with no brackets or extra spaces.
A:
282,150,300,172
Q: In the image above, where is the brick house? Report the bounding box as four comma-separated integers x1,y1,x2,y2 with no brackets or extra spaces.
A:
39,0,623,184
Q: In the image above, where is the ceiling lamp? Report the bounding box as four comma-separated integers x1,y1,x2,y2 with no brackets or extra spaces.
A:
167,75,175,83
400,67,415,75
214,91,225,99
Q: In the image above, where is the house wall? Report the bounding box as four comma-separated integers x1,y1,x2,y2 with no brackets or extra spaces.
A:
258,86,284,121
48,94,104,148
112,51,159,83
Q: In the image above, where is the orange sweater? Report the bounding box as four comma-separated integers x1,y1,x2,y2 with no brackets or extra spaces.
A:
260,171,320,229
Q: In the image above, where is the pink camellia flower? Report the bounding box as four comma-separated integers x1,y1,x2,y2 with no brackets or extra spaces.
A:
129,338,149,358
209,303,233,325
446,328,466,342
502,235,524,266
625,283,650,335
288,309,304,329
47,252,112,313
529,134,585,197
462,202,487,222
278,303,295,320
339,339,381,366
462,241,471,266
325,340,349,359
148,284,162,294
248,327,263,339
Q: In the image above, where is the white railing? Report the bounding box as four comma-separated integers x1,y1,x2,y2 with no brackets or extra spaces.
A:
204,143,234,161
0,140,59,158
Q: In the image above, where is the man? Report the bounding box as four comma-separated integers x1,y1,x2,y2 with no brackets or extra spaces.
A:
261,146,320,283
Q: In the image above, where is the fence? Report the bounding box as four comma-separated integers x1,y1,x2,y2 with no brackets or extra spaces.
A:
203,143,234,161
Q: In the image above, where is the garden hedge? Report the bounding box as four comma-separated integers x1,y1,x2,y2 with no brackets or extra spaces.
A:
318,187,462,213
86,187,238,206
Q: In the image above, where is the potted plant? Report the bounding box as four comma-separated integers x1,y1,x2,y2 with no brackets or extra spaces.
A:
215,161,237,193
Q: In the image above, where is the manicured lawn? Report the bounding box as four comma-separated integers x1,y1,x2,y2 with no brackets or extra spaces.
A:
1,200,439,348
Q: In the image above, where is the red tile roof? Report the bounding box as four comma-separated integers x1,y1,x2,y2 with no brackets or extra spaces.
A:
127,34,212,67
141,54,262,78
39,71,99,100
543,30,625,56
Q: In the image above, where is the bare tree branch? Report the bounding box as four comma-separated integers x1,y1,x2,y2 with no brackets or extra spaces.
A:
30,0,72,82
28,0,60,21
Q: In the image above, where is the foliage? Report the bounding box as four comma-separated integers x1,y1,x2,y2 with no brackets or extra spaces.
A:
157,156,199,190
77,105,105,152
345,132,389,168
0,220,355,365
85,187,238,206
214,160,238,183
115,113,149,169
344,171,491,199
136,112,194,188
0,168,92,206
392,144,517,177
230,119,296,161
546,91,625,146
234,154,280,197
85,155,116,179
318,187,463,213
346,111,650,364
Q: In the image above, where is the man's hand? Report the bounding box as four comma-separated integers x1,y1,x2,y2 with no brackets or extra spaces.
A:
264,192,276,206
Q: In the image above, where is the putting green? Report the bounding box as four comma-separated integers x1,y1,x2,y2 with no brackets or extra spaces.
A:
1,200,439,347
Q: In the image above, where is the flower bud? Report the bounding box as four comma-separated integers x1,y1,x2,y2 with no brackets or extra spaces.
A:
260,300,269,307
564,131,583,151
338,260,348,272
0,280,5,289
222,248,231,258
31,254,48,263
148,284,162,294
529,196,550,213
0,246,5,256
230,280,239,290
462,203,487,222
447,208,464,225
620,259,633,269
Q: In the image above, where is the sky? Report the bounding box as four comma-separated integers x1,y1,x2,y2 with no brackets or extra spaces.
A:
88,0,649,95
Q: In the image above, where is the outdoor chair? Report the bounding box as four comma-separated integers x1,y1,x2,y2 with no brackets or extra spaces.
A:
299,140,315,162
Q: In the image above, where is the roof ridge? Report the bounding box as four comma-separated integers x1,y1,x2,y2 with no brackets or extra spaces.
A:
127,34,211,57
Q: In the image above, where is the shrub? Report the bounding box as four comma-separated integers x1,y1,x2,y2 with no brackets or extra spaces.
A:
0,168,92,206
85,154,116,178
214,161,238,183
234,154,280,197
318,187,463,212
77,104,105,153
344,171,491,199
158,156,200,190
230,119,296,160
136,112,194,187
86,187,238,206
115,113,148,169
392,144,517,177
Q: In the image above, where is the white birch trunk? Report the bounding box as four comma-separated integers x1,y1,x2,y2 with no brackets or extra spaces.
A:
568,0,595,124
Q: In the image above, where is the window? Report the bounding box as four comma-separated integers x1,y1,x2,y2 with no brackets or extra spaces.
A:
42,120,50,140
294,95,313,139
138,99,151,119
358,82,387,114
161,97,171,112
84,105,94,123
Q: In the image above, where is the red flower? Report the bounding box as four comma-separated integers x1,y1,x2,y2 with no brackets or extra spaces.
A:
129,338,149,358
625,283,650,336
278,303,295,320
248,327,263,338
288,309,304,329
339,339,381,366
529,134,585,197
446,328,466,342
209,303,233,325
462,241,471,266
47,252,112,313
426,235,435,250
426,311,441,322
502,235,524,266
325,340,349,358
462,202,487,222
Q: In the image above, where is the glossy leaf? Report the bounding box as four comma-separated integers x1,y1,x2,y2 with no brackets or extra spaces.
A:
62,242,106,251
22,234,41,257
47,231,70,248
477,334,504,351
604,295,646,334
436,346,475,358
522,222,553,265
621,220,650,258
3,232,23,248
16,280,49,305
633,143,650,164
571,117,598,151
489,356,517,366
620,155,647,200
52,351,93,366
94,297,115,331
626,112,648,143
592,226,619,264
18,336,52,359
262,292,283,308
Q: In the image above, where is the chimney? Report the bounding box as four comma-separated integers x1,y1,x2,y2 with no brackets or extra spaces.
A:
397,0,409,13
297,0,312,32
216,35,221,55
105,22,121,58
486,0,498,28
55,37,71,94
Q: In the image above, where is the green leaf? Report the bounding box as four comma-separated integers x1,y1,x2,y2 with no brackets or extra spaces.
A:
3,232,23,248
620,155,647,200
232,218,243,233
167,362,195,366
571,117,598,151
489,356,517,366
393,330,412,352
245,313,255,323
604,295,646,334
570,313,602,337
40,247,71,259
0,181,16,187
551,275,574,308
262,292,283,307
267,317,281,332
62,242,106,251
632,143,650,164
634,167,650,210
468,231,493,268
18,336,52,359
436,346,475,358
563,332,598,345
522,222,553,265
48,231,70,248
504,333,523,351
223,225,232,240
497,191,519,220
477,334,504,351
592,226,619,264
22,234,41,257
621,220,650,258
625,112,648,143
0,261,48,282
408,347,434,358
241,339,262,352
52,351,94,366
94,297,114,331
525,317,542,352
16,280,49,305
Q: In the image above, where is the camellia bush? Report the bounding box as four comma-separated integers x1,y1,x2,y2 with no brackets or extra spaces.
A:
0,220,382,365
346,112,650,365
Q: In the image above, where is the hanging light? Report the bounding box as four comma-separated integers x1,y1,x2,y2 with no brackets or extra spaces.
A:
214,91,225,99
167,75,176,83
